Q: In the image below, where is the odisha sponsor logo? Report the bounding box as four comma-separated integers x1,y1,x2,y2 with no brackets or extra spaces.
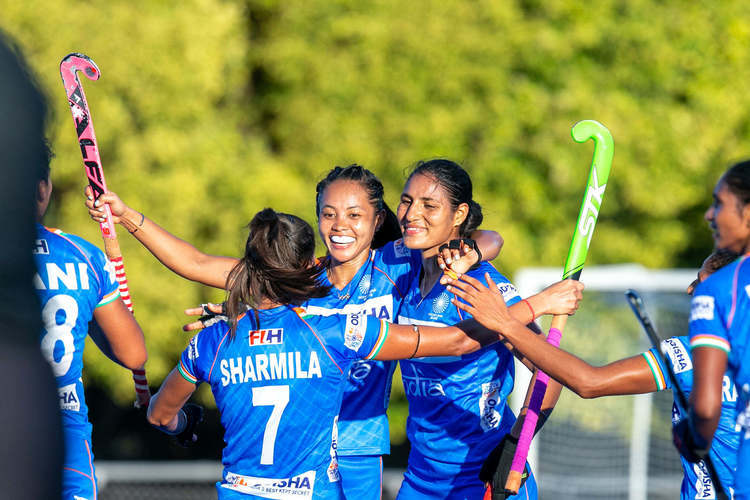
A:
432,293,451,314
479,381,502,431
693,461,714,498
272,476,312,490
362,305,390,320
663,338,690,373
188,336,199,360
32,239,49,255
496,283,519,301
58,383,80,412
402,364,445,397
344,312,366,351
690,295,714,322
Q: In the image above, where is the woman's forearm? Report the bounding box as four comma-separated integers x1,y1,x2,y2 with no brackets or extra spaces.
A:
120,207,238,289
498,320,656,398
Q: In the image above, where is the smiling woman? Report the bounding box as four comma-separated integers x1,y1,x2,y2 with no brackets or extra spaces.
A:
393,159,557,500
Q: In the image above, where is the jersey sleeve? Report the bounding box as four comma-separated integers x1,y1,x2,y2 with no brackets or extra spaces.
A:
178,329,214,385
494,278,521,307
640,336,692,392
480,265,521,307
68,233,120,307
338,311,390,361
688,278,731,354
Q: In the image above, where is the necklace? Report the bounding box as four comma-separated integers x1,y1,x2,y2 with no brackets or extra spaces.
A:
328,269,353,301
328,250,373,302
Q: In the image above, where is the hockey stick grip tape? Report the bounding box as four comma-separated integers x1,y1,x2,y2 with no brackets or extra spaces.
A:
506,325,565,492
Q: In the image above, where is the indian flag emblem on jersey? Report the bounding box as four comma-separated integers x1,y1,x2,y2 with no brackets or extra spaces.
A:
432,292,451,314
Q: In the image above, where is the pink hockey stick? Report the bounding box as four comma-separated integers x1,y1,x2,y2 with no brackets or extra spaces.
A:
60,53,150,407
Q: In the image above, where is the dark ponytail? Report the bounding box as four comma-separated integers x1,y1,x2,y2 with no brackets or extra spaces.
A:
704,248,740,273
225,208,330,337
406,159,483,237
316,164,401,248
722,160,750,206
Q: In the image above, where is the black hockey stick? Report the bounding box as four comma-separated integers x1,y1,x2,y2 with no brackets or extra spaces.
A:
625,289,728,500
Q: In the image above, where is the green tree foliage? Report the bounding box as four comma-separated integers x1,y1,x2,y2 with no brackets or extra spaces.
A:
3,0,750,440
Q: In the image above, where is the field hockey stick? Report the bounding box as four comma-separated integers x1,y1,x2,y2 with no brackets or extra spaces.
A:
60,53,150,408
625,290,728,500
505,120,614,493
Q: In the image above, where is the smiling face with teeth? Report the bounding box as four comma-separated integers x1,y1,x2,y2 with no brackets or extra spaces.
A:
397,172,468,258
318,179,384,268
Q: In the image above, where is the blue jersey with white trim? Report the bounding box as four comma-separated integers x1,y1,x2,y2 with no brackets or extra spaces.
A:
303,240,420,456
689,255,750,497
397,262,521,482
178,305,389,499
643,336,739,499
33,224,120,432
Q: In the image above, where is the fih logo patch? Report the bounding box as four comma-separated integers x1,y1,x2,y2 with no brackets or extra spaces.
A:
248,329,284,346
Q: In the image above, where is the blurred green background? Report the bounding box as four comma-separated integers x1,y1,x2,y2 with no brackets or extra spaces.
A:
4,0,750,454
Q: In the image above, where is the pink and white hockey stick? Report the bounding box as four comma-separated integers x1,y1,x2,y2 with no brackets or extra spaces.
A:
60,53,150,408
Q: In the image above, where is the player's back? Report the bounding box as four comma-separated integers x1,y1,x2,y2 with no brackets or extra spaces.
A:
179,304,388,499
33,224,120,429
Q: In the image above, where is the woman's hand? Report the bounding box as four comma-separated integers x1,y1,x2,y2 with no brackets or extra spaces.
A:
85,185,133,224
445,272,516,333
533,279,584,316
182,302,226,332
438,239,481,283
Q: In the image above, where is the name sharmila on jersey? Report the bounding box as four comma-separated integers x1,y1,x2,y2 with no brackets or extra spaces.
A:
178,305,391,499
34,225,121,499
642,336,739,499
396,261,537,500
689,254,750,499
